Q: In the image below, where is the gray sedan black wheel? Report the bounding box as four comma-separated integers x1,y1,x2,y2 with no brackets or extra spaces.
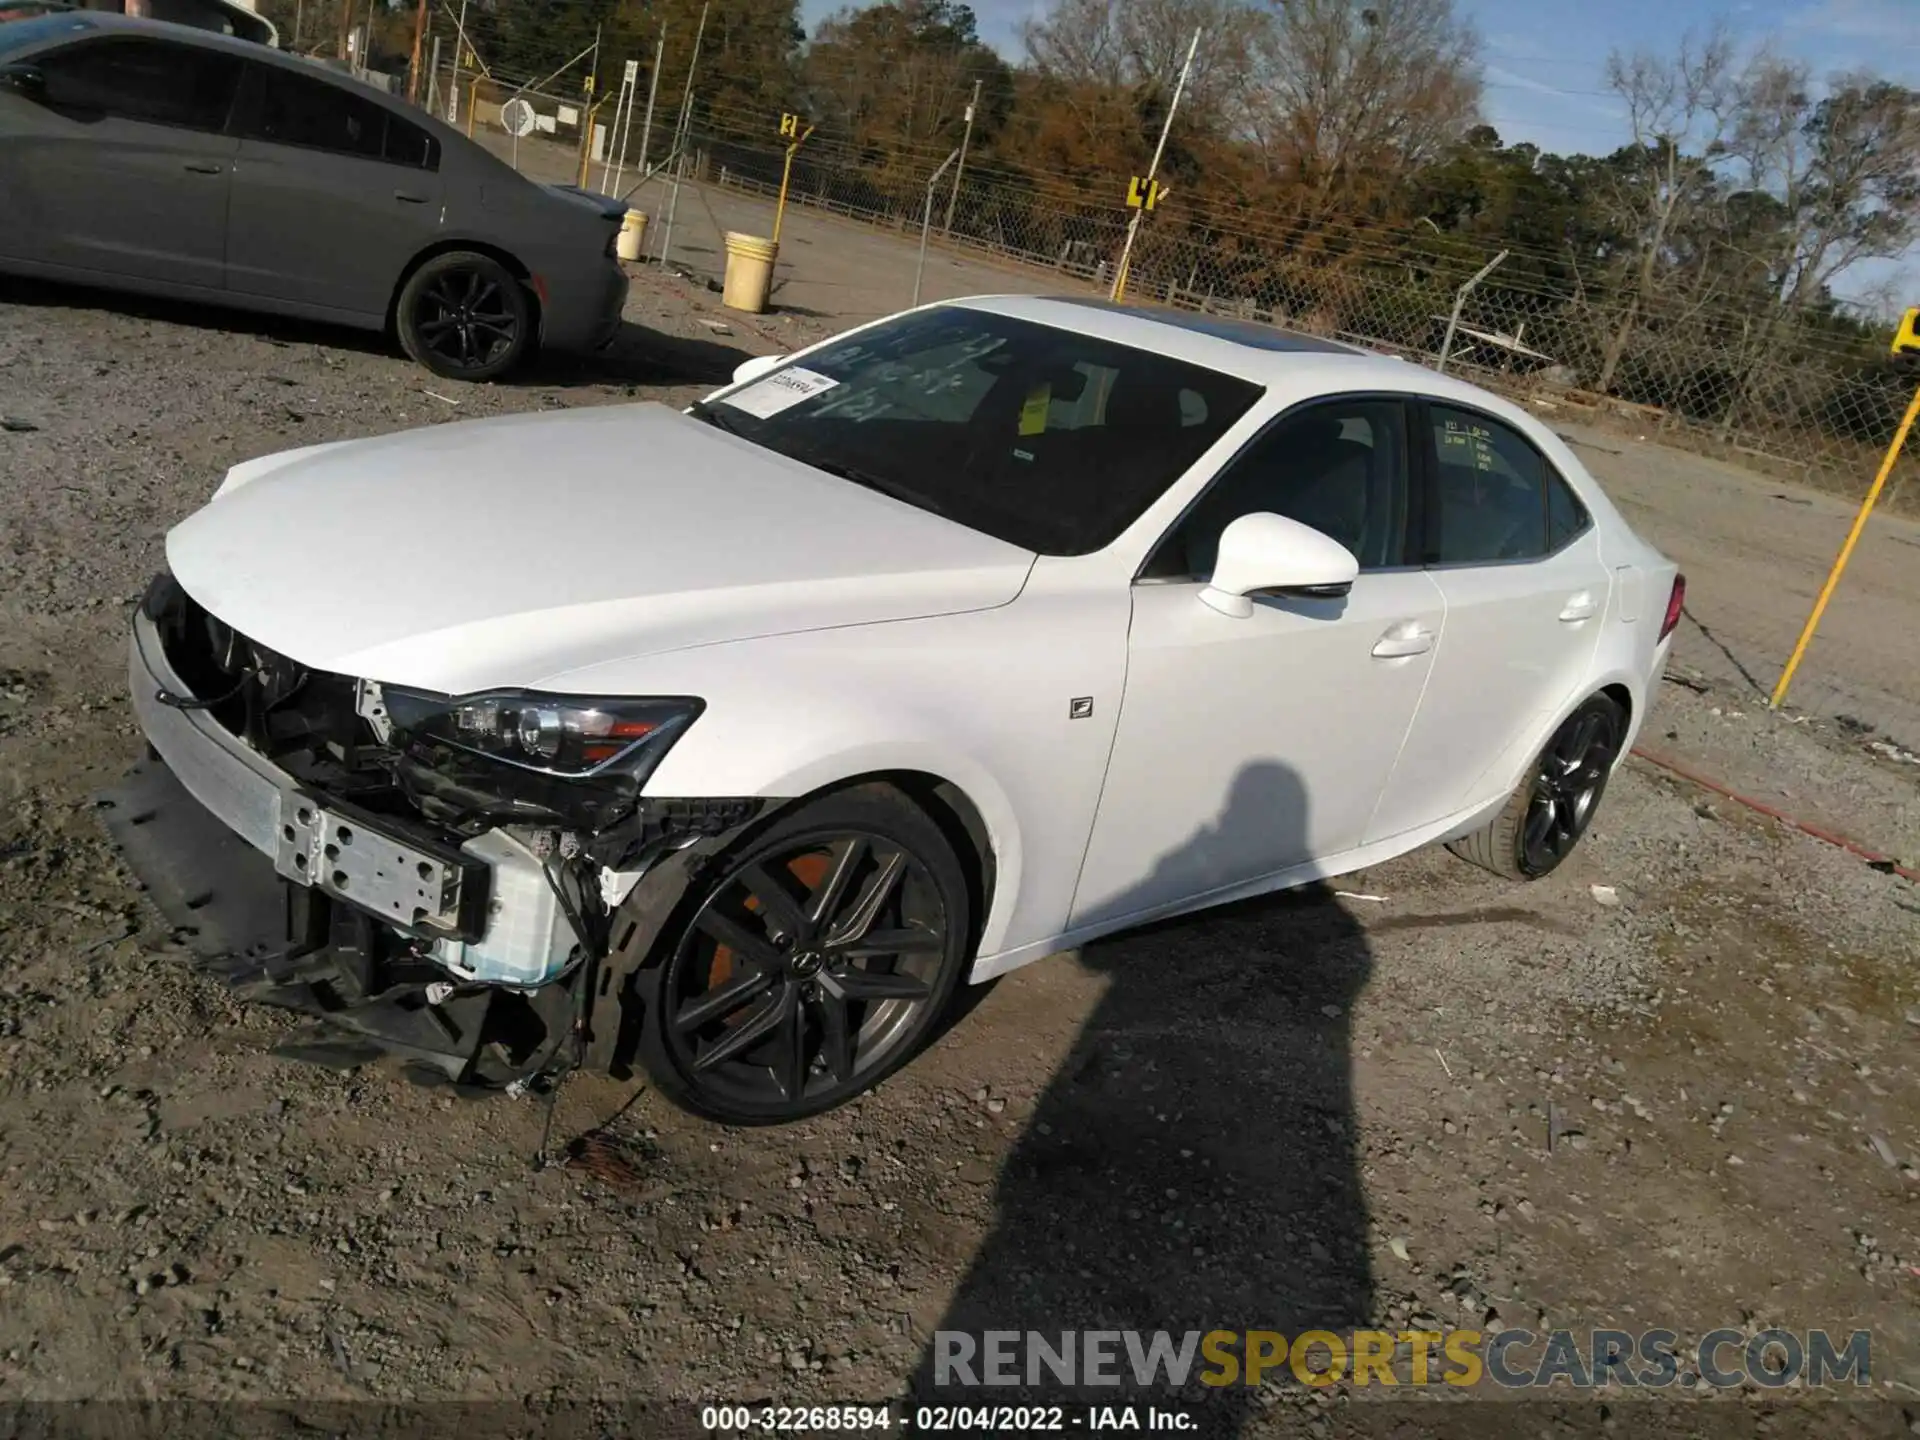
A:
396,251,532,382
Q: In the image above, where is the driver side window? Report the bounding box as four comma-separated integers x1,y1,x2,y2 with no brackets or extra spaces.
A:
1141,397,1413,581
35,37,242,132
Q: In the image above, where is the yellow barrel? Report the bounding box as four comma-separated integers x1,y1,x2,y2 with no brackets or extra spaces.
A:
721,232,778,313
616,208,648,261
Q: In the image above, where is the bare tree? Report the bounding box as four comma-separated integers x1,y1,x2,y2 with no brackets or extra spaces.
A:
1729,62,1920,312
1712,62,1920,434
1244,0,1482,214
1592,23,1739,393
1021,0,1267,136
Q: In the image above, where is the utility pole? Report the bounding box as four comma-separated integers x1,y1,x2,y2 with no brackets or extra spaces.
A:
446,0,469,125
1109,26,1199,303
654,2,709,266
292,0,302,48
336,0,353,61
634,28,665,187
942,77,980,236
407,0,428,103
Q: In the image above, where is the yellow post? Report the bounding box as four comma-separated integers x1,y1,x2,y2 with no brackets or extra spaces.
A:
576,99,605,188
466,77,480,138
1770,380,1920,709
771,124,813,246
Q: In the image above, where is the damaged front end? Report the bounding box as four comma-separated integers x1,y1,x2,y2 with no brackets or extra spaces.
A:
101,572,762,1089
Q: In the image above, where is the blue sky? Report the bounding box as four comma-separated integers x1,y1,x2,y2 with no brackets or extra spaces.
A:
797,0,1920,300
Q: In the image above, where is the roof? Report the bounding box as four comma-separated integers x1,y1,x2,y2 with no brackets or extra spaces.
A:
933,292,1590,455
1045,296,1363,356
945,293,1401,387
18,8,307,57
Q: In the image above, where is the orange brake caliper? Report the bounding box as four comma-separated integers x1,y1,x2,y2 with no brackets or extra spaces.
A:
707,851,830,1023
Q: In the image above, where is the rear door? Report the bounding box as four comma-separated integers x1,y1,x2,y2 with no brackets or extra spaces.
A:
0,34,242,286
1366,400,1611,843
224,60,443,319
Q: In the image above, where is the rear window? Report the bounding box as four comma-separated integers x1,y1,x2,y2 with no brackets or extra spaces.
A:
693,308,1264,555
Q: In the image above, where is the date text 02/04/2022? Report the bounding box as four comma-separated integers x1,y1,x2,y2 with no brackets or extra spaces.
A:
698,1404,1200,1432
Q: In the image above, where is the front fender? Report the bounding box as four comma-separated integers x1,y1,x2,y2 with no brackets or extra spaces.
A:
547,590,1132,966
646,695,1029,957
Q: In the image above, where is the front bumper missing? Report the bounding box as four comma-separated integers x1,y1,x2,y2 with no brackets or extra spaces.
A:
99,755,500,1079
129,614,485,942
108,613,574,1081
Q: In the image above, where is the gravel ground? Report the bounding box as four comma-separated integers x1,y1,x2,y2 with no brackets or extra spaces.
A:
0,261,1917,1438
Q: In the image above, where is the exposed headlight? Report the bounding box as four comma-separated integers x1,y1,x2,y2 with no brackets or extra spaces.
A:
383,688,701,779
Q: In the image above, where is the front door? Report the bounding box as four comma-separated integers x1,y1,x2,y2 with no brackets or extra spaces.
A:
0,34,242,287
1366,401,1614,843
1071,396,1444,931
224,61,444,319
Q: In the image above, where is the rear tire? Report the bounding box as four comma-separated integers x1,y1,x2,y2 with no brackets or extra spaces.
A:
395,251,533,382
628,786,972,1125
1447,693,1626,881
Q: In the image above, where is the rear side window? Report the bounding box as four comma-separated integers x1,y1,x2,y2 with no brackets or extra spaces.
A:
1547,471,1590,549
1427,405,1553,564
235,62,439,169
35,36,242,131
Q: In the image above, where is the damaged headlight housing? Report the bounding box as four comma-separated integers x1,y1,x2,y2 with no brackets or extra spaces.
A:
384,689,702,780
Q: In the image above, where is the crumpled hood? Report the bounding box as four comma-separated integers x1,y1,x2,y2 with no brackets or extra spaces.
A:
166,403,1036,694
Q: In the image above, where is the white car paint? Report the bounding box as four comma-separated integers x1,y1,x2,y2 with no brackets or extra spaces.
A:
165,294,1680,983
170,403,1038,693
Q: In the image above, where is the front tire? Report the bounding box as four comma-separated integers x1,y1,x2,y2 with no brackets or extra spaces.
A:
630,786,972,1125
1447,693,1625,881
395,251,533,382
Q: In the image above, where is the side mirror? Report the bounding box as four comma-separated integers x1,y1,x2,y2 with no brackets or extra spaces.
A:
1200,512,1359,618
730,353,786,387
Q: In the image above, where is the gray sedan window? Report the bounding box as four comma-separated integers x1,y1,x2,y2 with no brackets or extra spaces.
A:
34,36,241,132
235,62,438,170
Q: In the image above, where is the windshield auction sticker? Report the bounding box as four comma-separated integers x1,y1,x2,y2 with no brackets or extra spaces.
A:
723,366,841,418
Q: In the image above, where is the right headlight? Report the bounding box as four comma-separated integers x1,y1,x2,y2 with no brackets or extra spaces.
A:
384,688,702,780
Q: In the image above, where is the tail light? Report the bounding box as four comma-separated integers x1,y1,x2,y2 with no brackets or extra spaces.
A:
1658,574,1685,641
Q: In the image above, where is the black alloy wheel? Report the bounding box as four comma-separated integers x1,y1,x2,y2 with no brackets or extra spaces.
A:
1520,699,1621,876
634,788,971,1124
1446,692,1626,881
395,251,532,382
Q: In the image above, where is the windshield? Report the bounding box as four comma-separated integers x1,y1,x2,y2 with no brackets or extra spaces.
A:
694,307,1264,555
0,12,91,55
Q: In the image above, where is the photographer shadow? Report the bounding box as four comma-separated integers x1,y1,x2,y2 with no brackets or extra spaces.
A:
907,760,1375,1430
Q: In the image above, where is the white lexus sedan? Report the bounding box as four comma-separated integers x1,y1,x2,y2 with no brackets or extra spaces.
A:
108,295,1683,1123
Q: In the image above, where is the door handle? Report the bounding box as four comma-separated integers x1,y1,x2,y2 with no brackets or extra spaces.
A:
1559,591,1599,622
1371,623,1435,658
394,190,430,204
182,162,226,174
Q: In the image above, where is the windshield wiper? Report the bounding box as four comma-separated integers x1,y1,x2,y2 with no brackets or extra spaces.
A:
802,457,952,519
692,401,746,435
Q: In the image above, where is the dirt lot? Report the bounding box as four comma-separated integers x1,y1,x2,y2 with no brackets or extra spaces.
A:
1,248,1918,1439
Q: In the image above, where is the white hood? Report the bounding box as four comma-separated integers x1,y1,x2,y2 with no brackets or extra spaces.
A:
166,403,1036,694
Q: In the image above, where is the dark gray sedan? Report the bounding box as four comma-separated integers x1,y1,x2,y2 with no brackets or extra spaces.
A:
0,12,629,380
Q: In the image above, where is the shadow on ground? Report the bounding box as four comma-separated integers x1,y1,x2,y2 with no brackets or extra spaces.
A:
906,761,1375,1431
